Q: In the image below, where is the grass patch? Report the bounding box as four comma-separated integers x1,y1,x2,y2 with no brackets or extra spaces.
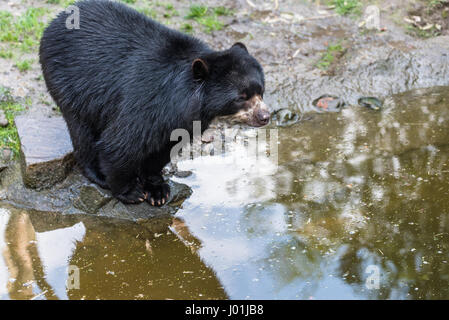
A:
406,25,440,38
15,59,32,72
0,8,48,53
185,5,208,19
196,16,224,32
213,6,233,16
181,23,194,33
316,43,344,70
185,5,230,33
0,49,13,59
330,0,362,16
162,3,179,18
137,7,157,19
0,95,25,157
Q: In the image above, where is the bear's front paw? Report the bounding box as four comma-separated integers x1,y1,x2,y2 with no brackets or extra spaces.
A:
115,185,147,204
146,183,170,206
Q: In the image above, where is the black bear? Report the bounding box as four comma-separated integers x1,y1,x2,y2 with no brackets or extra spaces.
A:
39,0,270,206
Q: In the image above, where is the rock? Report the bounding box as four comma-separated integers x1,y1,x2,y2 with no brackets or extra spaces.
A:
174,170,193,178
0,164,192,221
15,115,74,189
312,95,345,113
0,86,14,104
272,109,301,127
0,148,12,172
73,183,112,214
97,180,192,220
0,110,8,127
358,97,383,111
162,162,193,178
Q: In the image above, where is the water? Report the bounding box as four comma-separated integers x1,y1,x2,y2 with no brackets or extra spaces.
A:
1,86,449,299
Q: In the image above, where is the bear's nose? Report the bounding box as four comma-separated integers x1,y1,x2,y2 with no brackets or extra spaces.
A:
257,109,270,125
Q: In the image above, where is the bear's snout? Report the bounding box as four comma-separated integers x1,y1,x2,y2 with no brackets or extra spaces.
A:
250,95,270,127
256,108,270,126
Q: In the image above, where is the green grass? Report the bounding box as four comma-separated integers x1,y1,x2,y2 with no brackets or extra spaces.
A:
0,8,47,53
316,43,344,70
331,0,362,16
185,5,209,19
0,95,25,157
0,49,13,59
181,23,194,33
406,25,440,38
137,7,157,19
430,0,446,7
185,5,230,33
213,6,233,16
162,3,179,18
15,59,32,72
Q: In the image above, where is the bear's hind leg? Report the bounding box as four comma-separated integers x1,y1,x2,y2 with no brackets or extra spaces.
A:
109,173,147,204
101,160,147,204
70,123,108,189
83,165,109,189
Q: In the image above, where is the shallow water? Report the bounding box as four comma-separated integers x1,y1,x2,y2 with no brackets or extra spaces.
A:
1,86,449,299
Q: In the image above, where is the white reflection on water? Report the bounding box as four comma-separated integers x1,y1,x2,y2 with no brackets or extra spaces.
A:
35,222,85,299
0,209,11,299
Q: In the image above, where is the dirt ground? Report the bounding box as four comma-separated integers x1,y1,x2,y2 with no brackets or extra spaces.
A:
0,0,448,118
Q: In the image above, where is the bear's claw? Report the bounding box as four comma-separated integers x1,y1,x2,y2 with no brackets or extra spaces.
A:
146,183,170,207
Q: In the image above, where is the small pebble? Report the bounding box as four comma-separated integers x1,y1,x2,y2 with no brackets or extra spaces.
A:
0,110,9,127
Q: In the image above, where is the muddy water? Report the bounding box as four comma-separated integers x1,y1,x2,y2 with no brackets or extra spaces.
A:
1,86,449,299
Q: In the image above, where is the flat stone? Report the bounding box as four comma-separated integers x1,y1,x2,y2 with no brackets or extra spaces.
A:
15,115,74,189
73,183,112,214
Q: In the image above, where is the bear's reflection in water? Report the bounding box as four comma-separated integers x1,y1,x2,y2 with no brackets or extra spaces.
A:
0,207,226,300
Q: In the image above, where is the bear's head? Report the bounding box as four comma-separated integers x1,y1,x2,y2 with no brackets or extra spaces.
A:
193,42,270,127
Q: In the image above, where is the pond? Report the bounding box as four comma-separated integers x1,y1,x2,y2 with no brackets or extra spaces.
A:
0,86,448,299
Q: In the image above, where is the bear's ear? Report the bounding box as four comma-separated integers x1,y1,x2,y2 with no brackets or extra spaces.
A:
192,58,209,80
232,42,248,53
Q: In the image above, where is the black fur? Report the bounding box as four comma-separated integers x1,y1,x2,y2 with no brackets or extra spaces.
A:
39,0,265,205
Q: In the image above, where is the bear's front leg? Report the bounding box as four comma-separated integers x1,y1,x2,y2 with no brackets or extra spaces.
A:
142,175,170,206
